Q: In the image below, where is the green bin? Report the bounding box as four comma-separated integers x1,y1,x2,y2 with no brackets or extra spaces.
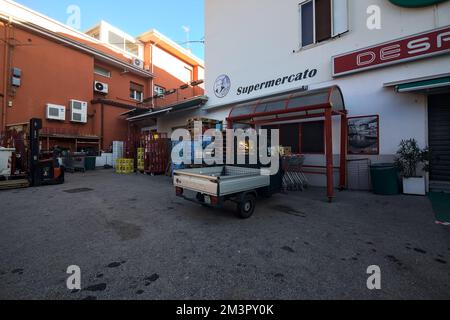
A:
85,156,96,171
370,163,400,195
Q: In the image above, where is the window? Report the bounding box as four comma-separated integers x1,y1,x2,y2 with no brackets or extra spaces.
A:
109,31,124,50
125,40,139,56
300,121,324,153
154,85,166,96
108,31,140,56
94,65,111,78
280,124,300,154
301,1,314,46
299,0,348,47
272,122,324,154
130,82,144,102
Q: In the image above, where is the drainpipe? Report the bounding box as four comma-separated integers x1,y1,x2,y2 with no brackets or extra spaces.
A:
150,42,155,109
1,20,10,131
150,39,162,110
101,103,104,150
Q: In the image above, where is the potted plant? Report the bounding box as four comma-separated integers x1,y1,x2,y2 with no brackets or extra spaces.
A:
395,139,430,196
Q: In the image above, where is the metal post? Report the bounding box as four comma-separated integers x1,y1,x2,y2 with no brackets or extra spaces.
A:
325,108,334,202
339,113,348,190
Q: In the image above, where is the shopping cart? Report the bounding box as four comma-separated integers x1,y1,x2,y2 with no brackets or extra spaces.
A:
281,155,308,191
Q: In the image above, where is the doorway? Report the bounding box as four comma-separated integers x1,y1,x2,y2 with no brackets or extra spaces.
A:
428,93,450,183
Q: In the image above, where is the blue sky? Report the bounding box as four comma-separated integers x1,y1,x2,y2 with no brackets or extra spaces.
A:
15,0,205,59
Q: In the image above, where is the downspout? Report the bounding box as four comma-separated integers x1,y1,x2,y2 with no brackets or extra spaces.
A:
150,42,155,109
149,39,162,110
1,19,10,131
101,102,104,150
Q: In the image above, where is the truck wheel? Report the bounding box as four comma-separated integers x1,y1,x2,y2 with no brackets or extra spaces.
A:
236,194,256,219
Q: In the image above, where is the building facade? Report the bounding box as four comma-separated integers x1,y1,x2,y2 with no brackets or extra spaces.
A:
192,0,449,191
0,0,205,153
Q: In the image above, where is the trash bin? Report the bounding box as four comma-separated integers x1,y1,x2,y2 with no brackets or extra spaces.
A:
370,163,400,195
85,156,96,171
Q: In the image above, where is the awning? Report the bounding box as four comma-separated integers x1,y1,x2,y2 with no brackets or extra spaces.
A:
396,77,450,93
227,86,346,124
126,95,208,122
384,74,450,94
127,108,172,121
226,85,348,202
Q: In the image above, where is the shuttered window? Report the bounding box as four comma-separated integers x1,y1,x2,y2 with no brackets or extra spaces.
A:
315,0,332,42
130,82,144,102
299,0,348,47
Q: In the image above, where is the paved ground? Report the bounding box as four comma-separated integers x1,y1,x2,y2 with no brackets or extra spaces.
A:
0,169,449,300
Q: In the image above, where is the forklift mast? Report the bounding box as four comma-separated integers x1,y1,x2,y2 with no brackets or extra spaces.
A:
29,118,42,187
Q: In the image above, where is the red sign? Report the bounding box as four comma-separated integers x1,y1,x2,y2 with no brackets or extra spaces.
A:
332,26,450,77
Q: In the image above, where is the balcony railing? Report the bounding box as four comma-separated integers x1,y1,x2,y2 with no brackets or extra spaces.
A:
41,127,98,138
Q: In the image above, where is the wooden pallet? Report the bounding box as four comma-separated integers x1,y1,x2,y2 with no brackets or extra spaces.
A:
0,179,30,190
188,117,219,122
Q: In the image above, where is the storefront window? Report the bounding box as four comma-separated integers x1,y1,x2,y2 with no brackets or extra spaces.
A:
280,124,300,154
301,121,324,154
264,122,324,154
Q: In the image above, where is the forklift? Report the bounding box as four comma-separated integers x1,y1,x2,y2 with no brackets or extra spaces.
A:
28,118,65,186
0,118,64,190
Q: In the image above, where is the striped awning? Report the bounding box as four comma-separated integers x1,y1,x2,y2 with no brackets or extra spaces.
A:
384,75,450,94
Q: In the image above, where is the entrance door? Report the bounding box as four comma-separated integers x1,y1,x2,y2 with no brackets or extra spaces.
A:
428,94,450,182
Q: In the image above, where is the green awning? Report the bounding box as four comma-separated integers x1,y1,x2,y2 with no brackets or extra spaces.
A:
395,76,450,93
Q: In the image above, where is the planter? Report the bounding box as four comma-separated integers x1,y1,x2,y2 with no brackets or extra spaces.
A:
402,177,426,196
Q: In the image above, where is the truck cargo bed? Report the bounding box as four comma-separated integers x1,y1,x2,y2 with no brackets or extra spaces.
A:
173,166,270,196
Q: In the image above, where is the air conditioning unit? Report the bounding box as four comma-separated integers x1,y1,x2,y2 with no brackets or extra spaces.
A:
94,81,109,94
132,57,144,69
46,104,66,121
70,100,88,123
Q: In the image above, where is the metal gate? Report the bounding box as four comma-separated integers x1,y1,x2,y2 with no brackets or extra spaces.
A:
428,93,450,182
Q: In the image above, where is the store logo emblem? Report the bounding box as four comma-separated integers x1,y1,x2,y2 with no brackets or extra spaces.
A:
214,74,231,98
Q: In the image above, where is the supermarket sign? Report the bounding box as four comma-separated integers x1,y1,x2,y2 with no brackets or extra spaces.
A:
332,26,450,77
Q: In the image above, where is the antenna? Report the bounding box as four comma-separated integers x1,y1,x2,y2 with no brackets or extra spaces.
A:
182,25,191,52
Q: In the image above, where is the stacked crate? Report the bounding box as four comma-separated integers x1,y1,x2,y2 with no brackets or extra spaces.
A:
187,118,222,138
137,148,145,172
112,141,124,169
116,158,134,174
143,132,169,175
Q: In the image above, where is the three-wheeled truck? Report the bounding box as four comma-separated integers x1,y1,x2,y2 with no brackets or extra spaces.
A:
173,165,283,219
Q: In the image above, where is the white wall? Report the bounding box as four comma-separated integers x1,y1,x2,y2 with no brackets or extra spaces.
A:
153,46,194,83
205,0,450,108
203,0,450,156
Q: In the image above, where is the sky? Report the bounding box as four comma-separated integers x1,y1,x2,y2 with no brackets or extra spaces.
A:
15,0,205,59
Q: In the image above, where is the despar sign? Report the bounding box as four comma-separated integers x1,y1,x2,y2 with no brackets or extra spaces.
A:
332,26,450,77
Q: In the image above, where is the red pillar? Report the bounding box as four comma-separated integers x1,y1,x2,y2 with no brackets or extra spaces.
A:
325,108,334,202
339,113,348,190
